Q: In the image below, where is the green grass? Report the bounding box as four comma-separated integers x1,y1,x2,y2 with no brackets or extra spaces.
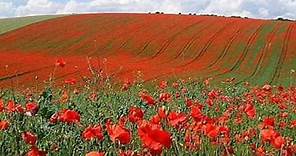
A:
0,15,65,35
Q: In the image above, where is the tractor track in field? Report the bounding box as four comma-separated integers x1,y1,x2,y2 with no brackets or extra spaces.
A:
270,23,294,84
139,21,246,82
133,20,190,57
102,20,149,52
236,22,281,84
65,16,128,55
203,23,248,70
134,18,208,58
116,16,197,53
149,19,207,59
171,20,218,61
178,20,236,67
210,22,266,79
0,65,53,82
114,19,237,80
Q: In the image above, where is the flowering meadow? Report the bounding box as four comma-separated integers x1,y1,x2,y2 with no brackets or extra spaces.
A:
0,60,296,156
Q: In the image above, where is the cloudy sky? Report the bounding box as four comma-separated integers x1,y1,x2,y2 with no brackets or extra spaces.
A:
1,0,296,19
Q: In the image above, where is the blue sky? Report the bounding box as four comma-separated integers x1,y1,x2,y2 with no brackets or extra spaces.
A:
1,0,296,19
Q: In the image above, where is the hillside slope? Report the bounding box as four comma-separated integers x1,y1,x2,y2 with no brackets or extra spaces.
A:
0,13,295,88
0,15,64,35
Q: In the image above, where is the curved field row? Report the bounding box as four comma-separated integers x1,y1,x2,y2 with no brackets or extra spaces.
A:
0,13,295,88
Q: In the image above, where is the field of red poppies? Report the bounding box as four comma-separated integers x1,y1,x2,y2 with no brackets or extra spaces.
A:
1,13,296,156
0,13,295,88
1,63,296,155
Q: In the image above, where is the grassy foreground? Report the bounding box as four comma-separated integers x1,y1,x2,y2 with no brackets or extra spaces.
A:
1,60,296,156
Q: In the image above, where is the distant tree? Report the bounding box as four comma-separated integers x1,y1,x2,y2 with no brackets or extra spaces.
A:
155,11,160,14
179,13,182,15
277,17,293,21
189,13,192,15
160,12,164,14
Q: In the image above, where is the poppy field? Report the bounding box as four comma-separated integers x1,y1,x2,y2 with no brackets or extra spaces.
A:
1,13,296,156
1,66,296,155
0,14,295,88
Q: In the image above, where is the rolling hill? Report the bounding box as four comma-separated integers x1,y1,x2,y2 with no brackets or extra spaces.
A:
0,13,295,88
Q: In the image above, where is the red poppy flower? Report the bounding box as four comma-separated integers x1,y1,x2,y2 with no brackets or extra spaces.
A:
203,123,220,139
22,131,37,145
208,90,219,99
263,117,275,128
64,78,77,85
25,102,39,116
6,100,16,113
49,113,58,124
140,93,156,106
0,99,4,112
157,107,167,119
128,107,144,123
290,120,296,128
119,150,137,156
85,151,105,156
245,103,256,119
159,81,168,89
150,114,161,125
27,146,46,156
58,109,80,124
262,85,272,92
167,112,187,128
172,82,179,89
191,106,203,122
106,120,131,145
138,121,172,154
261,129,277,142
55,58,66,67
159,93,172,103
0,120,9,131
82,125,104,141
271,135,285,149
16,104,24,113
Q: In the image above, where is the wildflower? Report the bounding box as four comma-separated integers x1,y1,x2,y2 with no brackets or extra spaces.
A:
262,84,272,92
159,92,172,103
159,80,168,89
58,109,80,124
27,146,46,156
172,82,179,89
22,131,37,145
203,123,220,139
138,121,172,154
49,113,58,124
0,99,4,112
128,107,144,123
245,103,256,119
167,112,187,128
64,78,77,85
55,58,66,67
157,107,167,119
261,129,285,149
6,100,16,113
82,125,104,141
140,92,156,106
0,120,9,131
85,151,105,156
25,102,39,116
106,120,131,145
262,117,275,128
150,114,161,125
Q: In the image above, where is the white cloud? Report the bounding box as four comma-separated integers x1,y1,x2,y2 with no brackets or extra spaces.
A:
1,0,296,19
15,0,63,16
